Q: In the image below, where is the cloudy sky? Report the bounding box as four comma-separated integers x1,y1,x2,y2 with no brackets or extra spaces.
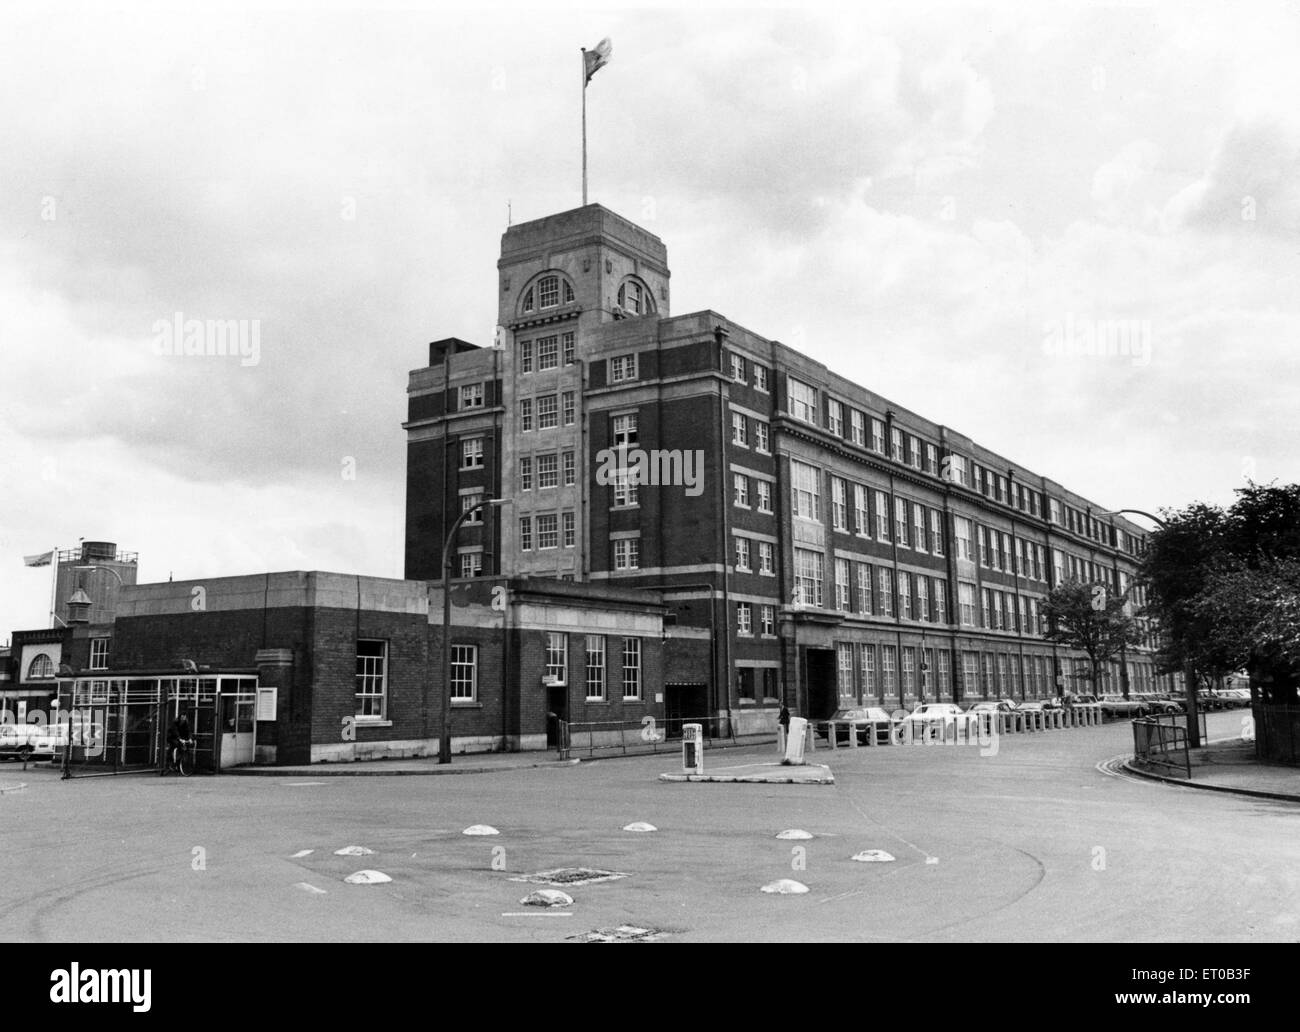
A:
2,0,1298,637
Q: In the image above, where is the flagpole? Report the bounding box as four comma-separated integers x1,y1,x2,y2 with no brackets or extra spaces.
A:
581,47,588,206
48,545,59,629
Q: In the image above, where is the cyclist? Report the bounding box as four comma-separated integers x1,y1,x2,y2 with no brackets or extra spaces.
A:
166,713,193,771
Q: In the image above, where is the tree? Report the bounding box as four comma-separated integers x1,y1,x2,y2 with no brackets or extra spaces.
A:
1041,579,1142,695
1140,483,1300,707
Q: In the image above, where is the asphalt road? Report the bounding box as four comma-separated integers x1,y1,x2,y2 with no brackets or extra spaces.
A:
1,710,1293,942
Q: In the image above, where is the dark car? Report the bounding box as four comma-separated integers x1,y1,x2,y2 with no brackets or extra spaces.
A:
815,707,895,745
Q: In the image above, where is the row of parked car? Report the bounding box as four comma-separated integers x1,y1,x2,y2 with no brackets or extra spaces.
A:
0,722,71,761
815,691,1195,745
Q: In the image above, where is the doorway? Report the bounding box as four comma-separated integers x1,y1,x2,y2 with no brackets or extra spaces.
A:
805,648,837,720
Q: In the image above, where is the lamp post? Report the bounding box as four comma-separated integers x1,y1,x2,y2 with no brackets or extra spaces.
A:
439,498,509,764
1097,508,1201,747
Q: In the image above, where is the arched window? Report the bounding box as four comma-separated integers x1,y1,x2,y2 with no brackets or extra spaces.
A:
520,273,575,315
617,277,654,316
27,653,54,679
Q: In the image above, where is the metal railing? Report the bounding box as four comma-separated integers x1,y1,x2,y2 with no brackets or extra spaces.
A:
556,715,731,759
1132,716,1191,778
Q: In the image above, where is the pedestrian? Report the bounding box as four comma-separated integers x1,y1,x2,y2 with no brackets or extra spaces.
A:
777,703,790,754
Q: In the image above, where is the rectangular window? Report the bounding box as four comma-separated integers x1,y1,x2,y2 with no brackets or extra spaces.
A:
612,413,638,449
978,526,989,567
754,365,769,390
520,399,533,432
875,490,890,541
460,383,484,410
546,632,568,685
902,647,916,694
737,602,752,634
788,376,818,424
519,339,534,373
537,453,559,489
898,571,912,619
878,567,894,616
537,514,559,549
563,511,575,548
908,436,921,468
760,605,775,635
730,352,746,381
862,645,876,696
732,412,748,446
735,536,752,571
854,485,869,535
90,637,109,671
959,582,977,627
930,510,944,556
856,562,872,615
982,588,993,628
937,651,951,695
519,516,532,551
827,399,843,436
835,558,851,610
838,643,855,700
934,579,948,624
895,497,908,546
733,473,750,507
981,653,994,696
562,331,575,366
450,644,478,701
612,468,638,508
916,577,930,621
850,409,865,446
462,492,484,524
871,418,885,454
459,551,482,578
537,395,558,429
913,503,926,552
585,636,606,700
610,354,638,383
881,646,897,695
519,456,533,492
563,451,575,486
614,537,640,570
460,437,484,469
755,420,770,453
622,638,642,699
997,653,1009,696
954,518,972,561
891,426,904,461
537,335,559,370
355,640,387,719
757,480,773,513
759,541,775,575
563,391,575,426
832,478,848,531
949,454,969,487
925,442,938,474
791,461,820,520
794,548,824,607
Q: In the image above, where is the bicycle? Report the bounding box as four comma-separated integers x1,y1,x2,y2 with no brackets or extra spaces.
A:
170,737,196,777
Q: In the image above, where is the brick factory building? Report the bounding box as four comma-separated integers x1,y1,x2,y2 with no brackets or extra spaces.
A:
15,202,1170,767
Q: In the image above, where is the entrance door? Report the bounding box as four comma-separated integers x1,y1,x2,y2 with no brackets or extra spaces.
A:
546,683,568,747
664,683,707,738
805,649,837,720
220,696,255,768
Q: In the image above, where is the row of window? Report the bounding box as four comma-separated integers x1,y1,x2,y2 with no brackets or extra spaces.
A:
784,374,1146,553
735,602,777,636
518,512,577,551
518,331,576,373
733,474,775,513
792,550,951,624
519,452,577,491
734,537,776,575
541,632,642,699
730,411,771,452
792,461,946,556
357,639,481,717
727,351,771,392
520,392,576,431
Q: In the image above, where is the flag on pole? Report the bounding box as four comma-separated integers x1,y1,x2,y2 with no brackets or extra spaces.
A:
23,551,54,567
584,37,612,84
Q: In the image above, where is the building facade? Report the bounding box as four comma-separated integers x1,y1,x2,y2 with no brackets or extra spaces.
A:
404,203,1169,735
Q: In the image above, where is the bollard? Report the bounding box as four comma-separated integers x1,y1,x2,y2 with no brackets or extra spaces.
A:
682,723,704,773
783,717,808,765
777,726,786,755
827,721,837,750
849,722,859,748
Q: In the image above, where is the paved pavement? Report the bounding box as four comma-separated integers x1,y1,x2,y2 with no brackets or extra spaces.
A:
1126,735,1300,801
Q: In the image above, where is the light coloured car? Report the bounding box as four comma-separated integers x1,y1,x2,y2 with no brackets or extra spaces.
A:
897,703,977,740
816,707,894,745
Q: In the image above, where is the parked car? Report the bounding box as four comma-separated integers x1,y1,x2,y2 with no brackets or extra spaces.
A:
1099,694,1149,718
0,724,39,760
965,699,1020,715
815,707,894,745
1137,693,1184,715
1220,688,1252,708
898,703,978,739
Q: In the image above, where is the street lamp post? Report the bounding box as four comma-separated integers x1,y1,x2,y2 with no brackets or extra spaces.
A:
439,498,509,765
1098,508,1201,747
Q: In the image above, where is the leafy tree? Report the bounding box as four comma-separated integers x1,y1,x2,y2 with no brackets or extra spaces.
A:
1140,483,1300,706
1041,579,1142,695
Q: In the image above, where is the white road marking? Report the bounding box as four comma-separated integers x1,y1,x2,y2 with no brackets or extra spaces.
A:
295,882,327,895
501,911,574,918
291,849,314,858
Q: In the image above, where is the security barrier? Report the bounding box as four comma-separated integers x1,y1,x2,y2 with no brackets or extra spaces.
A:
813,700,1113,749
